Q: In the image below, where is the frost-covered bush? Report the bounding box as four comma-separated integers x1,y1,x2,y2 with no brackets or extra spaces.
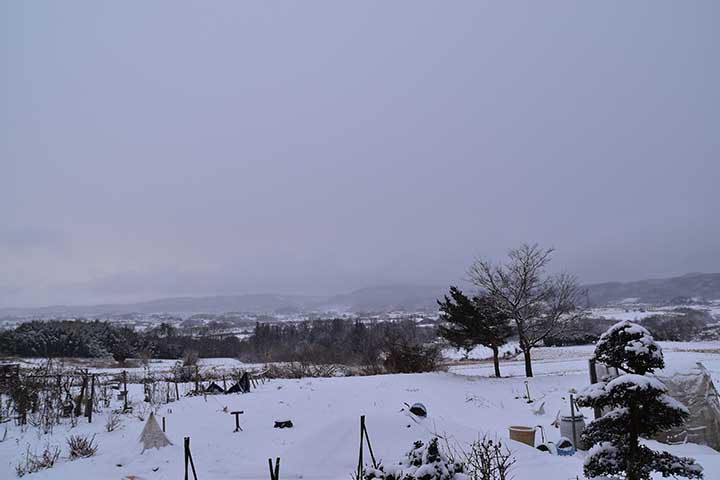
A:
460,436,515,480
15,444,60,477
363,437,467,480
182,349,200,367
576,321,703,480
105,411,122,432
67,434,98,460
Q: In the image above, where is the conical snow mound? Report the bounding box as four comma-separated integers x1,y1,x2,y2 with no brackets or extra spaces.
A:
139,412,173,453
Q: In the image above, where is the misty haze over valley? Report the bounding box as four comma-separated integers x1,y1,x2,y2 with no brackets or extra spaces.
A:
1,3,719,480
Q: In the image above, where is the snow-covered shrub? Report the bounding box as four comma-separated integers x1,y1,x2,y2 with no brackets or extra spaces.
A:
15,443,60,477
133,402,152,422
460,436,515,480
363,437,467,480
105,411,122,432
264,362,340,379
182,349,199,367
171,360,195,382
576,321,703,480
383,341,442,374
67,433,98,460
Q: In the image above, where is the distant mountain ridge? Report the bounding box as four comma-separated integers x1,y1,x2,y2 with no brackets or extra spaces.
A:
0,294,323,318
2,273,719,318
585,272,720,306
0,285,447,318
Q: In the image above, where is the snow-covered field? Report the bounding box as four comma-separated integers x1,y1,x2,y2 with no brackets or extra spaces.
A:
590,301,720,322
1,344,719,479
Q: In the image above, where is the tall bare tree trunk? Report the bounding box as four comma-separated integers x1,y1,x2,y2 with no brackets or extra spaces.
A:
492,345,501,378
522,348,533,377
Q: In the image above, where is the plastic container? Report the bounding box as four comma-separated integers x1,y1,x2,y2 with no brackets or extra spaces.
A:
560,414,586,450
509,426,536,446
556,437,576,456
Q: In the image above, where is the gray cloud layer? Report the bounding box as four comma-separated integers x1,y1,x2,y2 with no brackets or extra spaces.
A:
2,1,719,307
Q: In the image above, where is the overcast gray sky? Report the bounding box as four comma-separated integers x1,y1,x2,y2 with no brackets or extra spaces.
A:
2,1,719,307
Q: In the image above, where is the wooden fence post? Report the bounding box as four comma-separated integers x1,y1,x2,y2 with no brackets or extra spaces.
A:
357,416,365,479
184,436,198,480
588,359,601,419
75,374,87,417
569,394,578,448
123,370,129,411
87,375,95,423
357,415,377,478
363,417,377,469
184,437,189,480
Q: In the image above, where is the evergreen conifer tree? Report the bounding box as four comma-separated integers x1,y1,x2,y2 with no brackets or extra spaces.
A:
438,287,512,377
576,321,703,480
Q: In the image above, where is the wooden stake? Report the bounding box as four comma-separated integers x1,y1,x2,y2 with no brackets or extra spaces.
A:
524,380,533,403
588,359,602,419
184,437,189,480
362,418,377,468
357,416,365,478
184,436,198,480
123,370,128,411
570,394,578,448
87,375,95,423
162,416,166,433
268,457,280,480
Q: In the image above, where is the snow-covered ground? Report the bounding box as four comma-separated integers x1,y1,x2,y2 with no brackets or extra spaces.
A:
1,345,718,479
590,301,720,322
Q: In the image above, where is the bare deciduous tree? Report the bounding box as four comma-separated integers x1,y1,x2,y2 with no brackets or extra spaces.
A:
468,244,585,377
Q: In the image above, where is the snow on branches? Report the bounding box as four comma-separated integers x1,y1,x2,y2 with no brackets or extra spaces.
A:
594,320,664,375
363,438,467,480
576,321,702,480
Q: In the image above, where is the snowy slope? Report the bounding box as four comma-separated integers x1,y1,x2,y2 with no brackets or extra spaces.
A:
1,346,718,479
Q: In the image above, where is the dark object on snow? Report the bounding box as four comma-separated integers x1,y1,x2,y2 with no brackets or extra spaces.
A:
231,410,244,432
536,442,557,454
227,372,251,394
274,420,293,429
226,383,242,394
239,372,251,392
62,397,74,417
0,364,19,385
409,403,427,417
205,382,225,394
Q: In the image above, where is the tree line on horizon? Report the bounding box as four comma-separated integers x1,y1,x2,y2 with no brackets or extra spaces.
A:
0,317,440,373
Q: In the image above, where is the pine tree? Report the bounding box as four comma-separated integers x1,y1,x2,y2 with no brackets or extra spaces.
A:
576,321,703,480
437,287,512,377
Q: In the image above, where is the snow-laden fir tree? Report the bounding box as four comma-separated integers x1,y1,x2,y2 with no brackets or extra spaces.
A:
576,321,703,480
363,437,467,480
